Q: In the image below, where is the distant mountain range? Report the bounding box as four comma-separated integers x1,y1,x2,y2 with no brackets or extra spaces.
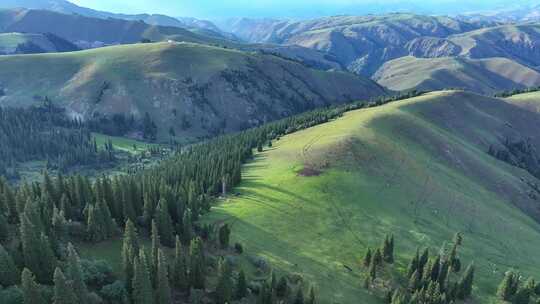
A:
0,0,226,35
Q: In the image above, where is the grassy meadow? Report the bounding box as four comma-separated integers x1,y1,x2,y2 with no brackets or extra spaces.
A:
204,91,540,303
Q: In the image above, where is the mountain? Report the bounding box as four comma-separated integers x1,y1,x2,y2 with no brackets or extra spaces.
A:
459,3,540,23
219,14,486,76
0,0,225,34
206,90,540,303
373,56,540,94
372,23,540,93
0,42,386,141
0,32,78,54
0,8,233,49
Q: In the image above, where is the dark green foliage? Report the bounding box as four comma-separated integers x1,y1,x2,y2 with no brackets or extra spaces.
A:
407,250,419,278
21,268,43,304
0,244,19,286
155,249,171,304
382,234,394,264
79,259,114,289
457,262,475,300
154,199,174,247
219,224,231,249
234,242,244,254
53,268,77,304
172,235,189,292
189,237,206,290
363,248,372,268
143,112,157,141
306,285,316,304
99,281,128,304
0,105,114,179
19,213,56,284
373,248,383,266
121,220,138,295
215,258,233,304
236,269,248,299
498,271,519,301
66,243,88,304
276,276,289,298
132,250,154,304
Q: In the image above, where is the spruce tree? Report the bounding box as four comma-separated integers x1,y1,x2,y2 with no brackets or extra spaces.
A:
409,270,421,292
373,248,383,266
407,250,420,278
363,248,372,268
457,262,475,299
276,276,289,298
122,220,139,295
382,234,394,263
155,199,174,247
53,268,77,304
218,224,231,249
189,237,206,290
497,270,517,301
236,269,248,299
173,235,189,292
19,213,42,281
38,233,56,283
132,250,154,304
150,220,160,287
21,268,43,304
0,244,19,286
155,249,172,304
369,259,377,281
66,243,88,304
306,285,316,304
215,258,233,304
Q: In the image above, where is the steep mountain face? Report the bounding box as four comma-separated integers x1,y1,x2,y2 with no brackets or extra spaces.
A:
0,9,231,49
0,42,386,141
0,0,224,34
220,14,484,76
373,56,540,94
0,32,78,54
206,90,540,303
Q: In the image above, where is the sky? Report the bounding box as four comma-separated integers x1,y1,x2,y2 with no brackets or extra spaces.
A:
68,0,537,19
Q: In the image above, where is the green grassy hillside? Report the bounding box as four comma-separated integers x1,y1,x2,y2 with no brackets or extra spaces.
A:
373,56,540,94
0,32,78,54
506,91,540,113
205,91,540,303
0,42,386,141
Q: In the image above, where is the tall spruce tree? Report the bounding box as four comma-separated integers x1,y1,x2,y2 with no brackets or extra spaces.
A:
132,250,154,304
215,258,233,304
0,243,19,286
53,268,77,304
150,220,160,287
363,248,372,268
172,235,189,292
66,243,88,304
236,269,248,299
457,262,475,299
189,237,206,290
155,199,174,247
155,249,172,304
497,271,518,301
21,268,43,304
122,220,139,295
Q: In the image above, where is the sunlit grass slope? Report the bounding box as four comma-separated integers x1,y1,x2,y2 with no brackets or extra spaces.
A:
205,91,540,304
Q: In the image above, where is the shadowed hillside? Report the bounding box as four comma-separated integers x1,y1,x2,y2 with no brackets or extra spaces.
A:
0,42,386,141
206,91,540,303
